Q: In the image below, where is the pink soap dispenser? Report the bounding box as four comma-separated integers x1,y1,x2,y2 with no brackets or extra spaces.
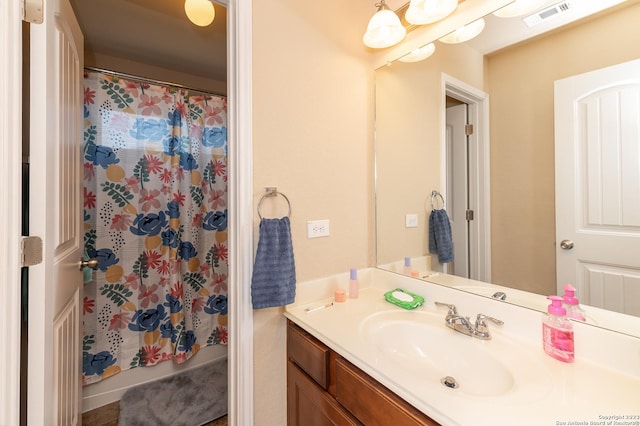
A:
542,296,574,363
562,284,586,322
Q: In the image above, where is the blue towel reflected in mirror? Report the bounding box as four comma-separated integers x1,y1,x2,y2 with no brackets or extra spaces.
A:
429,209,454,264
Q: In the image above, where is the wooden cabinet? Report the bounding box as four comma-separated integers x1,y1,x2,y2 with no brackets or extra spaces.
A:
288,360,361,426
287,320,440,426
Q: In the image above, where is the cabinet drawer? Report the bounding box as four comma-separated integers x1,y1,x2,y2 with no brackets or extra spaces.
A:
287,321,330,389
335,357,439,426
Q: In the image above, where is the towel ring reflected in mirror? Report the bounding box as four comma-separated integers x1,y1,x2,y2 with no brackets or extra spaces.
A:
431,190,445,210
257,187,292,219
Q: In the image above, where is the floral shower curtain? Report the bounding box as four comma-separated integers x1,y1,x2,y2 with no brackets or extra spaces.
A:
82,70,228,385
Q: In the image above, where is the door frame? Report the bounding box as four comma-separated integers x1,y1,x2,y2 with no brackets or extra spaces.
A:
0,0,255,424
441,73,491,282
227,0,255,424
0,0,24,424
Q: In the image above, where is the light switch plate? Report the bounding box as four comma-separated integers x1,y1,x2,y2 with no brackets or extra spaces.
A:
405,214,418,228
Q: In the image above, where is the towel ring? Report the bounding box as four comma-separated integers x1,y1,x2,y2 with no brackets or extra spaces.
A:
257,187,292,219
431,190,445,210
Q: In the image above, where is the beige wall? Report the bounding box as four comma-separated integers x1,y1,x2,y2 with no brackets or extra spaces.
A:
487,1,640,295
251,1,373,424
376,42,485,266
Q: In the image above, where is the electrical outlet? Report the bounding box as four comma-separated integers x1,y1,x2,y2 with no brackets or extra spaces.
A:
405,213,418,228
307,220,330,238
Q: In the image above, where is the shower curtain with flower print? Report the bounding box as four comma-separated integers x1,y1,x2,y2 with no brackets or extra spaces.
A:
82,71,228,385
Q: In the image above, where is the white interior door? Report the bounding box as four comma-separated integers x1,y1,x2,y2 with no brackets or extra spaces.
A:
446,103,469,278
1,1,25,424
555,58,640,317
28,0,84,423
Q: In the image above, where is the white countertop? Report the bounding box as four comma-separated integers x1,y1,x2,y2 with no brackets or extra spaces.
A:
285,269,640,426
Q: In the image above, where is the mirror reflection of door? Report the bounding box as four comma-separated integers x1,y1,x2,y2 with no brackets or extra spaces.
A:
555,58,640,317
446,98,470,278
442,80,489,283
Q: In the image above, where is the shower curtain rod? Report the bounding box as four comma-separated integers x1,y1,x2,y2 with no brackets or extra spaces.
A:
84,66,226,98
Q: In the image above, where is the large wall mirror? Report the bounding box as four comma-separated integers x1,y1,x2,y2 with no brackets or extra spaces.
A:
375,0,640,337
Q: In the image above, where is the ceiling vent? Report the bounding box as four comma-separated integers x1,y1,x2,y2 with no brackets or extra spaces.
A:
522,1,573,27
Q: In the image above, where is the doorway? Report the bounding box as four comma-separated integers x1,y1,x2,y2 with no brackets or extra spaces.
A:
442,74,491,282
2,1,253,424
74,0,229,413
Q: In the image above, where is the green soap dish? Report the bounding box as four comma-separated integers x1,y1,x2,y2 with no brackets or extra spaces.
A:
384,288,425,310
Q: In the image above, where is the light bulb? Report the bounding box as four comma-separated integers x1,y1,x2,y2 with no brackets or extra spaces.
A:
405,0,458,25
439,18,485,44
399,43,436,62
185,0,215,27
363,8,406,49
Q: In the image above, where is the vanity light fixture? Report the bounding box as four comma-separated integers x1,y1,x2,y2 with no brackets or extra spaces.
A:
493,0,547,18
184,0,215,27
439,18,485,43
399,42,436,62
363,0,407,49
405,0,459,25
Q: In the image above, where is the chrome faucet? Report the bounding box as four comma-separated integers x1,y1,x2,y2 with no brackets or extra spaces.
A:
435,302,503,340
492,291,507,301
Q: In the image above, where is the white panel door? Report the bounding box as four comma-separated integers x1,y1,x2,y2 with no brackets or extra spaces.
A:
446,103,469,277
29,0,84,423
0,1,25,424
555,59,640,317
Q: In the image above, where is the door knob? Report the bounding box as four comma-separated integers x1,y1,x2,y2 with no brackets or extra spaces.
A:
560,240,574,250
79,258,99,270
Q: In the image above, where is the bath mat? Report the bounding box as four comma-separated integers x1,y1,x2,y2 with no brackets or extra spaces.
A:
118,357,227,426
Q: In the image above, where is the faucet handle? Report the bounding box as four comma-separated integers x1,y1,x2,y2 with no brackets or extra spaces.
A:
435,301,458,315
475,313,504,329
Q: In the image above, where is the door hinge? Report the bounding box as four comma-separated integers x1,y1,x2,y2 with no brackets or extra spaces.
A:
466,209,474,221
20,236,43,267
465,124,474,136
23,0,43,24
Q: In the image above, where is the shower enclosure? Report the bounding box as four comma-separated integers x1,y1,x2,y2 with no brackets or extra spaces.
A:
81,69,229,386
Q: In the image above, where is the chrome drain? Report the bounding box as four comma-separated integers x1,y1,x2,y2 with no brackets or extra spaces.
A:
440,376,459,389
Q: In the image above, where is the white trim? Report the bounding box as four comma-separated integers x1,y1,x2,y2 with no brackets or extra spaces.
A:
227,0,254,425
0,0,24,424
441,73,492,282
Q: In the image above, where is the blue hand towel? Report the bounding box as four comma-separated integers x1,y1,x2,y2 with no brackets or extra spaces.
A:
429,209,454,264
251,217,296,309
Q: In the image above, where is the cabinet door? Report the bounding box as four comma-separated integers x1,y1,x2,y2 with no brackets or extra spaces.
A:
335,357,439,426
288,361,362,426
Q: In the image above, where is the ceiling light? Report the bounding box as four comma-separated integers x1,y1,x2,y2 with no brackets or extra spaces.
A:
405,0,459,25
439,18,485,44
185,0,215,27
493,0,547,18
399,43,436,62
363,0,407,49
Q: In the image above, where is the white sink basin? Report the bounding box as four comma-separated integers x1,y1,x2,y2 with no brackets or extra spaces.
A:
359,310,551,399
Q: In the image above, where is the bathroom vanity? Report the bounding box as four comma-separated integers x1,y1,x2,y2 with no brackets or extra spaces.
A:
285,269,640,426
287,320,438,425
